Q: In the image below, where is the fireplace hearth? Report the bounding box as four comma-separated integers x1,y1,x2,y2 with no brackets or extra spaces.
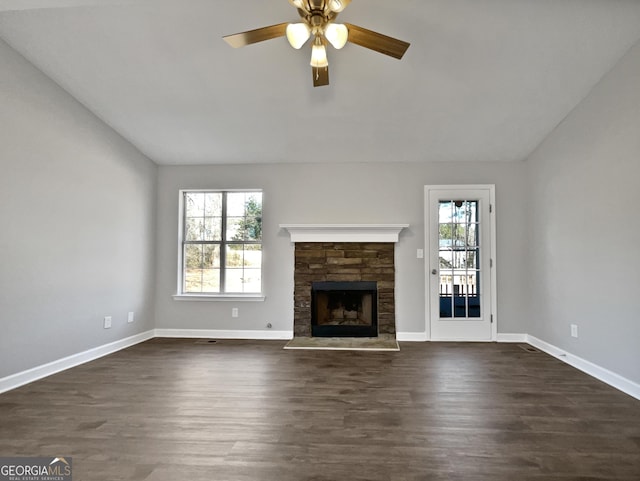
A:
312,281,378,337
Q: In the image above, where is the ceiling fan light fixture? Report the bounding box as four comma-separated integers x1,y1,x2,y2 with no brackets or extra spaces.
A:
310,39,329,68
324,23,348,49
288,0,306,9
286,23,311,49
328,0,350,13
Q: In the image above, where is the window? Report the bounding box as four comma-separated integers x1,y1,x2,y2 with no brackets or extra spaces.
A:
180,190,262,295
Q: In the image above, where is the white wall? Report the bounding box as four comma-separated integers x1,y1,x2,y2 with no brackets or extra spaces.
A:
0,39,157,378
155,161,528,337
526,42,640,384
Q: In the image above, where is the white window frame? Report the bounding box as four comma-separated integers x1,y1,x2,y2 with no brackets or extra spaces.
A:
173,189,265,302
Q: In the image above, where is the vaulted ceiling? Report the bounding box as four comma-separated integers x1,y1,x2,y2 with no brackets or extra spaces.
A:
1,0,640,165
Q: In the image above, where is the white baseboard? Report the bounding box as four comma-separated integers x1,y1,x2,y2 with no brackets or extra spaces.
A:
396,331,428,342
0,330,155,394
496,333,528,343
398,332,527,343
526,335,640,401
153,328,293,341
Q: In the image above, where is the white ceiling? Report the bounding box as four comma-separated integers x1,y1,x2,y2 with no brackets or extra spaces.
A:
1,0,640,165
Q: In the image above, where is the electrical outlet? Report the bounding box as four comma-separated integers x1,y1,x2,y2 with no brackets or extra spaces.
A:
127,312,134,323
571,324,578,338
232,308,239,318
417,249,424,259
104,316,112,329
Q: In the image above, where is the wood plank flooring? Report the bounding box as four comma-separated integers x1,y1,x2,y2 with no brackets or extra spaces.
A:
0,339,639,480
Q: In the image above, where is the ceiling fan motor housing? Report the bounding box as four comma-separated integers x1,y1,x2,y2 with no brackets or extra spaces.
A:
310,14,324,29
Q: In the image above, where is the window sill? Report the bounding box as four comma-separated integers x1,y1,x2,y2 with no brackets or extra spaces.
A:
173,294,265,302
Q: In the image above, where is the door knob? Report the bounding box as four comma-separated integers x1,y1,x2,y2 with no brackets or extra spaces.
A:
431,269,438,275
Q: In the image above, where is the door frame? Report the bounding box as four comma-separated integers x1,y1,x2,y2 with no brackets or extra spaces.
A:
424,185,497,341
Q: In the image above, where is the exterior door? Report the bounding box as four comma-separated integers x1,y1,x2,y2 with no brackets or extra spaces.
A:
425,186,496,341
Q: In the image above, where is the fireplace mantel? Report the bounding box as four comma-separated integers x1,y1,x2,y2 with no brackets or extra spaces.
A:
280,224,409,243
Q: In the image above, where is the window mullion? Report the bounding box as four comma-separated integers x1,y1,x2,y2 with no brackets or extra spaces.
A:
220,192,228,293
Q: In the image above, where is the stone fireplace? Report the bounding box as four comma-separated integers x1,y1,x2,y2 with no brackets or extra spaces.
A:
281,225,408,339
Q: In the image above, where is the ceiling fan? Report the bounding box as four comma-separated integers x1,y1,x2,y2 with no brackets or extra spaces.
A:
223,0,410,87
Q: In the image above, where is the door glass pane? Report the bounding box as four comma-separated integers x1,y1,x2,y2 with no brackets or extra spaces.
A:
452,250,467,269
439,200,481,320
458,249,478,269
439,250,453,269
466,272,480,318
439,223,454,247
466,223,478,247
453,272,467,318
439,201,454,223
439,272,453,318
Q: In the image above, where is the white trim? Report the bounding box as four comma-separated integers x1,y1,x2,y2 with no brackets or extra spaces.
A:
0,330,155,394
396,331,428,342
153,329,293,340
489,187,498,342
526,335,640,401
172,294,265,302
496,333,528,343
279,224,409,243
430,337,495,342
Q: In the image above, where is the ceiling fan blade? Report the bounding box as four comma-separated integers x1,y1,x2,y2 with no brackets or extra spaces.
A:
344,23,410,59
223,23,289,48
312,66,329,87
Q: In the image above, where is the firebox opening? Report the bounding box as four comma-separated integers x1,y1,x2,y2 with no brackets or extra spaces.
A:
311,281,378,337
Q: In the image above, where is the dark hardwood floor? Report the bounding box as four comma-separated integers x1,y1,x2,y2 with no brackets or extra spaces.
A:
1,339,639,480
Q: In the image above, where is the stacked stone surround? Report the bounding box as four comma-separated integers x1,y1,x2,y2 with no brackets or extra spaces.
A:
293,242,396,337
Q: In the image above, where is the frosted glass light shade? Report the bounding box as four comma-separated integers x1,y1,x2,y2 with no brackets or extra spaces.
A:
329,0,351,12
286,23,311,49
288,0,305,8
310,43,329,68
324,23,348,49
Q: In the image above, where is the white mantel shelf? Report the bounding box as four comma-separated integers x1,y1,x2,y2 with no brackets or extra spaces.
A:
280,224,409,243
